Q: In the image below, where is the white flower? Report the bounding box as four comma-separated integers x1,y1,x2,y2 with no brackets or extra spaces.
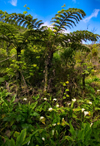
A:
90,123,93,127
53,98,57,101
72,98,76,102
67,102,71,106
48,107,53,112
84,111,89,116
82,108,85,112
27,141,30,145
62,118,64,121
23,98,27,101
40,116,45,120
56,104,59,108
42,137,45,141
52,123,56,126
88,101,92,104
97,89,100,92
44,98,47,101
52,130,55,135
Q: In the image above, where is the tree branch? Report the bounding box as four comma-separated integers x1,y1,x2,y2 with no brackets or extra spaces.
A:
0,55,15,63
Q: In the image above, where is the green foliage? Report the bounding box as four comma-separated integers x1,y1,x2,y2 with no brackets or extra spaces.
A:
0,84,100,145
5,129,30,146
51,8,86,33
0,5,100,146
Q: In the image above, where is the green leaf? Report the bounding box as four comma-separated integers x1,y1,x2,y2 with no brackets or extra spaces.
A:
65,89,69,92
64,136,74,141
63,96,66,99
31,101,38,110
69,122,76,136
23,11,27,14
16,129,26,146
26,7,30,10
32,112,40,117
0,77,5,83
14,131,20,138
95,107,100,111
23,136,31,145
61,4,66,8
10,138,16,146
10,94,16,103
24,4,27,7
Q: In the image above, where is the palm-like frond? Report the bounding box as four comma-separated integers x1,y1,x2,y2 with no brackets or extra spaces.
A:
69,30,100,42
0,10,44,30
51,8,86,33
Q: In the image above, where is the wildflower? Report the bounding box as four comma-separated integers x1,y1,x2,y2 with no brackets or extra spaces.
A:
48,107,53,112
44,98,47,101
52,130,55,135
42,137,45,141
84,111,89,116
88,101,92,104
27,141,30,145
67,102,71,106
72,98,76,102
57,122,60,125
52,123,56,126
40,116,45,124
97,89,100,92
62,118,64,121
53,98,57,101
90,123,93,127
40,116,45,120
82,108,85,112
56,104,59,108
66,81,69,84
23,98,27,101
33,64,37,67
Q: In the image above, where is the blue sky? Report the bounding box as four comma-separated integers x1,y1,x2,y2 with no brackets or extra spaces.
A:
0,0,100,37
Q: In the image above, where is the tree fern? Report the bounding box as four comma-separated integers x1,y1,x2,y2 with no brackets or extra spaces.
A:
51,8,86,33
0,7,100,93
0,10,44,30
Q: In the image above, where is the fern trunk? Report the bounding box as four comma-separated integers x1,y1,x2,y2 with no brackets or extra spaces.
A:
16,46,21,97
44,51,53,92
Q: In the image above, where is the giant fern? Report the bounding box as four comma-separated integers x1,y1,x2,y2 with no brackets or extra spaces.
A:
51,8,86,33
0,10,44,30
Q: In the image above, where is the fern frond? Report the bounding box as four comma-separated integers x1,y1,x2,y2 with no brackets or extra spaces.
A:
70,30,100,42
0,11,44,30
51,8,86,34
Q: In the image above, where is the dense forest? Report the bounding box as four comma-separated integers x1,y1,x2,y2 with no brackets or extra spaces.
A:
0,5,100,146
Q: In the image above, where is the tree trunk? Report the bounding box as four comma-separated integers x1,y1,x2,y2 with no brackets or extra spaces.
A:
16,46,21,97
44,51,53,92
44,59,48,92
82,73,85,90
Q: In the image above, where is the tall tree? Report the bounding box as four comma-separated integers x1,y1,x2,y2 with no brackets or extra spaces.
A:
0,11,45,97
0,7,99,94
42,8,100,92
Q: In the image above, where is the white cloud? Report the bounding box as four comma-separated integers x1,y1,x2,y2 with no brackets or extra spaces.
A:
41,21,51,27
61,29,70,34
72,0,76,3
42,21,70,33
83,9,100,23
9,0,17,6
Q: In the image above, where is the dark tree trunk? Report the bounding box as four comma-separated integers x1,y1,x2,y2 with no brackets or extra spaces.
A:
44,51,53,92
16,46,21,97
82,73,85,90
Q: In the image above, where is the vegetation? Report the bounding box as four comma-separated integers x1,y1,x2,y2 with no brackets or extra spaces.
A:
0,5,100,146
